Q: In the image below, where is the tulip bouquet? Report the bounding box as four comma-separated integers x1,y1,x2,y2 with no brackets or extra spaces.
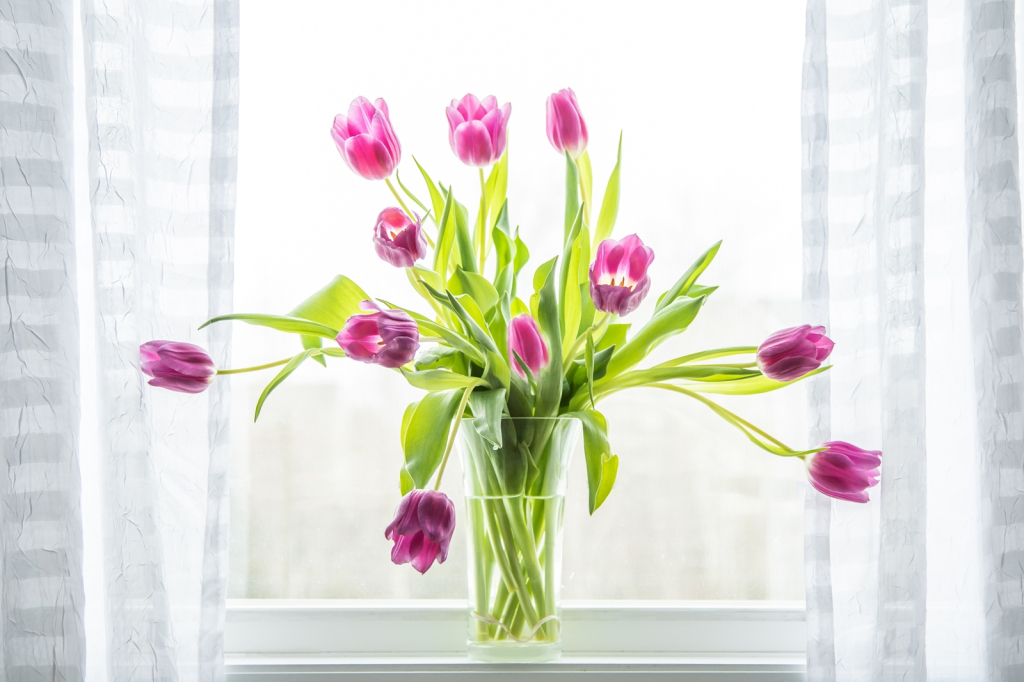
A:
140,89,880,657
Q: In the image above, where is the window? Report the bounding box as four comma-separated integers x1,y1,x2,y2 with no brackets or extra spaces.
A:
227,0,807,614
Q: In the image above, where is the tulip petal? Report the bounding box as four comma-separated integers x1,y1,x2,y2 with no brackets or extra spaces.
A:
457,93,482,121
411,537,441,574
480,95,497,113
454,121,494,167
810,477,870,503
417,491,455,543
446,106,466,149
148,375,212,394
391,532,423,565
343,135,394,180
760,355,821,382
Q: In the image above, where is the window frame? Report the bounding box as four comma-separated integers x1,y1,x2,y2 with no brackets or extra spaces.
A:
224,599,807,680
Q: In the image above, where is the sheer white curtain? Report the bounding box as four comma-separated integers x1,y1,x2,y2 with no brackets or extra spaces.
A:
1,0,238,679
802,0,1022,680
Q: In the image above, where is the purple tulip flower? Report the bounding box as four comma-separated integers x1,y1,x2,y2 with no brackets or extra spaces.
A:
806,441,881,503
756,325,835,382
140,341,216,394
589,234,655,316
446,94,511,167
385,489,456,574
374,207,427,268
331,96,402,180
508,314,549,377
546,88,589,159
337,301,419,369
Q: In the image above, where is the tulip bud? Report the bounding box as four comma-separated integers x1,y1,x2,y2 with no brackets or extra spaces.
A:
756,325,835,382
140,341,216,394
374,207,427,268
805,441,881,503
446,94,511,167
337,301,419,369
508,314,549,377
546,88,589,159
385,489,456,574
330,96,402,180
589,234,655,317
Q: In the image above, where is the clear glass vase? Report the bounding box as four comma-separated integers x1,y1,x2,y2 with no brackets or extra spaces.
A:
458,416,581,662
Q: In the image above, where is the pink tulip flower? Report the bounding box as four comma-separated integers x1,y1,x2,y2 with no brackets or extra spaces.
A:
756,325,835,382
508,314,549,377
337,301,419,369
331,97,402,180
140,341,216,394
589,234,655,316
446,94,511,167
805,441,881,503
374,207,427,268
385,489,456,574
546,88,589,159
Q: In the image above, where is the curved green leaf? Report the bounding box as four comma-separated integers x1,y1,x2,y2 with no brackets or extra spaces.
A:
566,409,617,514
603,295,706,380
200,313,338,339
402,389,465,489
402,369,487,392
593,132,623,248
655,241,721,313
254,348,323,420
692,365,830,395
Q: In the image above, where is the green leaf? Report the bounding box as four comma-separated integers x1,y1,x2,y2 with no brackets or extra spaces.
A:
530,256,558,320
576,150,593,227
513,233,530,275
603,295,706,380
511,297,530,318
567,409,617,514
655,241,722,313
454,199,476,274
469,387,507,449
585,330,596,409
534,259,564,420
598,365,761,397
414,156,446,227
399,467,415,495
563,151,580,244
492,202,515,273
593,132,623,248
692,365,830,395
449,268,499,314
487,148,509,231
254,348,323,420
596,323,630,352
432,188,457,279
402,389,465,489
488,294,511,364
414,345,460,370
402,369,487,392
447,292,500,357
283,275,370,368
200,313,339,339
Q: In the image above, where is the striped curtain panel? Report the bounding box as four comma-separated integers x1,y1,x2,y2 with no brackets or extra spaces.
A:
802,0,1024,680
1,0,239,679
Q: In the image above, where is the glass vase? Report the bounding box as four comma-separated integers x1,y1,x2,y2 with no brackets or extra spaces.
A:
458,416,581,662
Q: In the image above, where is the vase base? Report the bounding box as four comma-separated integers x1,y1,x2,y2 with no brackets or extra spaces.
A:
466,640,562,663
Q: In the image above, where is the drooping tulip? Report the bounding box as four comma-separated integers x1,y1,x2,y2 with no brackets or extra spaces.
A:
805,441,881,503
445,94,511,167
337,301,419,368
589,234,655,316
140,341,216,394
756,325,835,382
374,207,427,268
546,88,589,159
385,489,456,574
331,96,402,180
508,314,549,377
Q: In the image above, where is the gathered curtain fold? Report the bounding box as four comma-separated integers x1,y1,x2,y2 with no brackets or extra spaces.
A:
1,0,239,679
802,0,1024,680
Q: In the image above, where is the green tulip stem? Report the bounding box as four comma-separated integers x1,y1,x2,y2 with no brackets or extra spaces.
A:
651,346,759,369
215,357,292,375
646,382,799,454
432,385,474,491
385,177,415,219
478,167,489,272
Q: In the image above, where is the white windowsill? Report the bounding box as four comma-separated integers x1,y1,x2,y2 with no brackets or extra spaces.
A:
225,600,807,680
